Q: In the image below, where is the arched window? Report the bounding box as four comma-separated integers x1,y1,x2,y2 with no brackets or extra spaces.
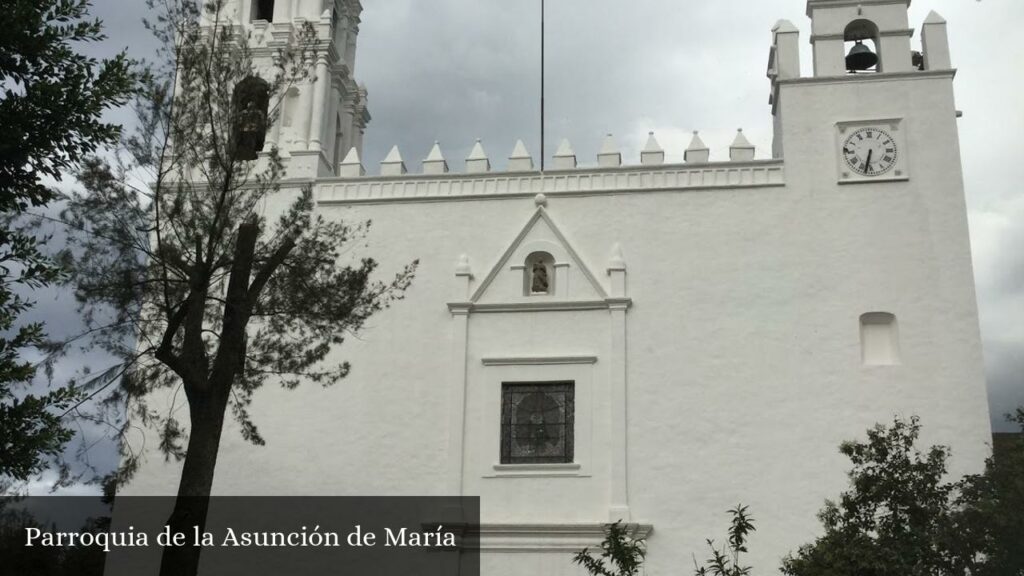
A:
252,0,274,22
231,76,270,161
524,251,555,296
860,312,900,365
844,19,880,73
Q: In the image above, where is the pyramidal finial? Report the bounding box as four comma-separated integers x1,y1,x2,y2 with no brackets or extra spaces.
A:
685,131,710,164
466,139,491,173
510,139,530,158
338,146,365,177
342,146,361,164
383,145,403,163
597,133,621,168
729,128,755,162
553,138,577,170
425,141,445,161
423,141,449,174
732,128,753,148
772,19,798,33
508,139,534,171
686,131,707,150
642,132,662,152
380,145,407,176
924,9,946,24
641,131,665,166
467,139,488,160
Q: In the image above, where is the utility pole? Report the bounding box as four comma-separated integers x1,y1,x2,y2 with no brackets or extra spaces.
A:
541,0,545,171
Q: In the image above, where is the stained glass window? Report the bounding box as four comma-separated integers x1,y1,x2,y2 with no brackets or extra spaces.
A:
500,382,574,464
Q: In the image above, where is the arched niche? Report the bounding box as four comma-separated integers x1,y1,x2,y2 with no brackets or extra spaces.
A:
860,312,900,366
844,19,881,73
524,251,555,296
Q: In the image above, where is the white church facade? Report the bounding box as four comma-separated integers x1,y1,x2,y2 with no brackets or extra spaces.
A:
124,0,993,573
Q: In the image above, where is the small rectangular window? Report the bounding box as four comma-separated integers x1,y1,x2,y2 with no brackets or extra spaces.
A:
500,382,574,464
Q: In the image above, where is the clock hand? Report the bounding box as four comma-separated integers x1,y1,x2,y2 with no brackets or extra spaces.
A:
863,149,873,174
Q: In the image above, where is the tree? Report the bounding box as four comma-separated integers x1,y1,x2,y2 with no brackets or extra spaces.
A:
781,416,958,576
56,0,416,574
0,0,134,482
573,521,648,576
952,409,1024,576
694,506,756,576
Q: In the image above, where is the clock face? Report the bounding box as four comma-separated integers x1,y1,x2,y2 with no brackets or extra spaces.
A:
842,127,898,176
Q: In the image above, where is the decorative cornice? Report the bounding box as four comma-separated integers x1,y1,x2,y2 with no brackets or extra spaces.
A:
317,160,784,205
809,28,913,42
776,68,954,88
806,0,912,17
447,299,631,314
465,522,654,552
481,355,598,366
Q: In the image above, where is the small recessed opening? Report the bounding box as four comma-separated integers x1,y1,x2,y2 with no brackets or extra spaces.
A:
860,312,900,366
252,0,274,22
524,251,555,296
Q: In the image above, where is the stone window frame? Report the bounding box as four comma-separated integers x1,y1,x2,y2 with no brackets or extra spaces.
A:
499,381,575,465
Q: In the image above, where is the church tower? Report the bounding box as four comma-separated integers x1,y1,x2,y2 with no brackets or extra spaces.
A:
205,0,370,178
768,0,957,177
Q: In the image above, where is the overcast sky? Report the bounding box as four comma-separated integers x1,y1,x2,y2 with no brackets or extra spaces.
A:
29,0,1023,491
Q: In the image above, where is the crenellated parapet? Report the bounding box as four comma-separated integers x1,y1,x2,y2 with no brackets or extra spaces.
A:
327,129,769,183
316,130,783,205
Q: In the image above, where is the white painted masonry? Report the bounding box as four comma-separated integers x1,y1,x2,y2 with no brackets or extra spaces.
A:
123,0,992,574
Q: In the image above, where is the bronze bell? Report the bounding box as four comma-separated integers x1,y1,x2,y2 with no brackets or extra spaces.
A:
846,40,879,72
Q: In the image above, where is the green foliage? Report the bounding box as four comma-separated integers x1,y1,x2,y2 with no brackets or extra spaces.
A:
951,409,1024,576
573,521,647,576
782,416,954,576
694,506,756,576
0,497,110,575
0,0,135,482
56,0,416,495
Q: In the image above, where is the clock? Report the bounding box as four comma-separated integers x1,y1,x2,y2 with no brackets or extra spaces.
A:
842,127,898,176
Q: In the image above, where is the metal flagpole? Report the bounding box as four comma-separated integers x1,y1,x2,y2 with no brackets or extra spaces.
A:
541,0,545,171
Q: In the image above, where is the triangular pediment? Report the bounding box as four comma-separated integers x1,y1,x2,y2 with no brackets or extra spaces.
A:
470,208,608,306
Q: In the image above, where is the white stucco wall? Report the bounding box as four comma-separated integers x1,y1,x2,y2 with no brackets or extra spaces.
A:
119,1,992,574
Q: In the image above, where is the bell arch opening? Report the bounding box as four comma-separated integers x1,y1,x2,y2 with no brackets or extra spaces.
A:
844,19,880,73
231,76,271,161
252,0,274,22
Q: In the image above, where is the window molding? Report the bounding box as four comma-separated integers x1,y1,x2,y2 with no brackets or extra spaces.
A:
482,355,597,366
479,362,594,480
485,463,586,479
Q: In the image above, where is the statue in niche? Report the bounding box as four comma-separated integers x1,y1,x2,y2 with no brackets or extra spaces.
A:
531,261,550,294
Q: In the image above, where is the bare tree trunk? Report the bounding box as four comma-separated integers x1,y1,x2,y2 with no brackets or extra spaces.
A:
157,222,258,576
158,386,230,576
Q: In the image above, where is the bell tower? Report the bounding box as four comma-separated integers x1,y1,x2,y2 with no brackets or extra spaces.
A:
208,0,371,178
806,0,916,76
767,0,956,162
